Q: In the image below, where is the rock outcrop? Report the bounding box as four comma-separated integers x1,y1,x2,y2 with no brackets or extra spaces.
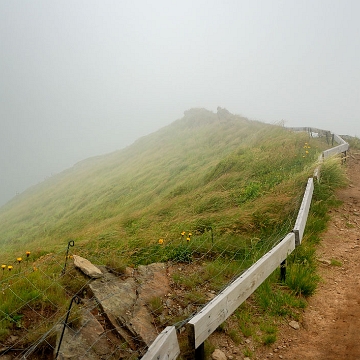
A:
55,259,171,359
54,306,118,360
89,263,170,349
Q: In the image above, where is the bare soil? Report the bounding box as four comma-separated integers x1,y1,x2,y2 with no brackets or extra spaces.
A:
256,151,360,360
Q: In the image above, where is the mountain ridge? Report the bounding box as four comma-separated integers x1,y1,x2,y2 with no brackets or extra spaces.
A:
0,108,328,261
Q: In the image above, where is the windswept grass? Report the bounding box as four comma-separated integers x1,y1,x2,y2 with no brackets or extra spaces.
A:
204,153,348,353
342,135,360,150
0,108,346,349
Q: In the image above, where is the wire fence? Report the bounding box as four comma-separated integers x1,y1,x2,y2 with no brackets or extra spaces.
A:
0,215,297,360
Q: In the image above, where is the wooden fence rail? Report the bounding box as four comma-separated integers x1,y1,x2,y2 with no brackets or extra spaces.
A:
141,326,180,360
141,129,349,360
323,143,349,159
293,178,314,246
187,232,295,349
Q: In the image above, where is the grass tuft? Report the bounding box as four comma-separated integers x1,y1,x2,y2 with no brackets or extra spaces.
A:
330,258,342,267
285,264,320,297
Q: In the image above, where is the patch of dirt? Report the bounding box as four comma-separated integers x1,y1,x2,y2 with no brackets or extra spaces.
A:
255,151,360,360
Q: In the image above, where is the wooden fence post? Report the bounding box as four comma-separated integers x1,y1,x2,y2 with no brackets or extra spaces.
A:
280,259,286,282
195,342,205,360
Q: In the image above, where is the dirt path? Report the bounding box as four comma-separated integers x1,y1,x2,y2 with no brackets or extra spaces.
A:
259,151,360,360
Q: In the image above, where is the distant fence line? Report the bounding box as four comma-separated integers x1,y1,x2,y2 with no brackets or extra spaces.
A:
141,128,349,360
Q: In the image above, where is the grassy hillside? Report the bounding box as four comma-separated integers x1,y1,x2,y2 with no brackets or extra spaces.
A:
0,108,330,264
1,108,347,353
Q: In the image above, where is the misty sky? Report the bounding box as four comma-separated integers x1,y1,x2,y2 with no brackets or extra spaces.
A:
1,0,359,207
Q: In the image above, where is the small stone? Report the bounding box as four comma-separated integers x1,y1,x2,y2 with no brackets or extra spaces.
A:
318,258,331,265
124,267,134,277
279,356,283,359
73,255,103,278
211,349,227,360
165,299,174,307
245,338,251,344
289,320,300,330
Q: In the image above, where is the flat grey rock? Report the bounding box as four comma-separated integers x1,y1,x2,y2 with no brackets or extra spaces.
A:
212,349,227,360
89,263,170,349
73,255,103,278
289,320,300,330
54,305,121,360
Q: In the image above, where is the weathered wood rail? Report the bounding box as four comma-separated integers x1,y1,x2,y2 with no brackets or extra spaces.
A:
141,326,180,360
293,178,314,246
141,129,349,359
187,233,295,349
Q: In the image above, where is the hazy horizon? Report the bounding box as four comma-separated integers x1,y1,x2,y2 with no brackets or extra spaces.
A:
1,0,359,207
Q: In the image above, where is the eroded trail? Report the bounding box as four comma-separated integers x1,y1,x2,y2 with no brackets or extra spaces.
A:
262,151,360,360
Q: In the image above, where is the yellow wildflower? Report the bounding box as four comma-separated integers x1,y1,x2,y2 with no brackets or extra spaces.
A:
158,238,164,245
8,265,13,271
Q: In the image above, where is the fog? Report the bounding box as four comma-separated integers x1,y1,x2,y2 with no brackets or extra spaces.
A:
1,0,359,206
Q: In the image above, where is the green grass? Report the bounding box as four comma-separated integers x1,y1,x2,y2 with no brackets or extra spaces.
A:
256,277,307,317
330,259,342,267
0,108,349,349
285,264,320,296
207,152,348,354
342,135,360,150
243,347,253,357
0,112,328,258
147,296,163,317
262,333,277,345
228,328,242,344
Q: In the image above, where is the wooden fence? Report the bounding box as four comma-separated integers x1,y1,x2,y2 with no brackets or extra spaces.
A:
141,129,349,359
